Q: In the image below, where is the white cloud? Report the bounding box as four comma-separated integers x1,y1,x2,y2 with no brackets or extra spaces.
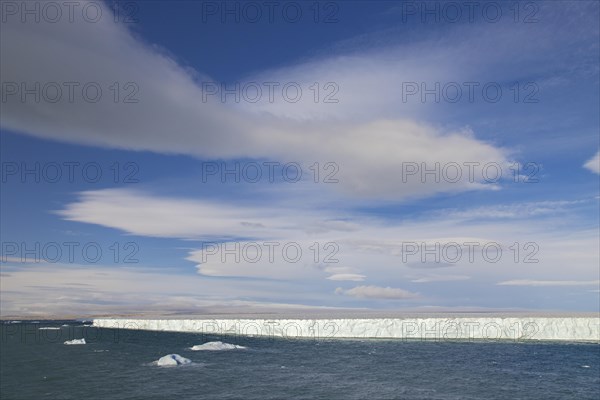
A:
4,1,597,312
335,286,419,300
239,3,599,122
56,189,316,240
0,263,346,317
497,280,600,287
326,274,366,282
0,1,515,201
57,188,600,289
584,151,600,174
189,240,327,280
441,200,589,220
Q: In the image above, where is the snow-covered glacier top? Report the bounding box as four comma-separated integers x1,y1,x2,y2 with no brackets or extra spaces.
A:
93,317,600,342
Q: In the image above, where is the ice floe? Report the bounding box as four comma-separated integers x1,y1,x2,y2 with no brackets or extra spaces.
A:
64,338,86,345
155,354,191,366
190,341,246,351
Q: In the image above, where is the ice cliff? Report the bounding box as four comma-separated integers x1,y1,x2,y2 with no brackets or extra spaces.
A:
93,317,600,342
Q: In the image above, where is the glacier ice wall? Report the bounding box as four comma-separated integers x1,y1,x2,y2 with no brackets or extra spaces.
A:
93,317,600,342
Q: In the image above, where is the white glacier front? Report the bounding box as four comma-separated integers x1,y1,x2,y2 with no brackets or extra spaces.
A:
93,317,600,342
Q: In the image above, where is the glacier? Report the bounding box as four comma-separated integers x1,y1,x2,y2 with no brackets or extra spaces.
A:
93,317,600,342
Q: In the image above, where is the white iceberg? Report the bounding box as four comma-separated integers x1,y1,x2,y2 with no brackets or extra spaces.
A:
190,341,246,351
64,338,86,345
155,354,191,366
39,327,61,330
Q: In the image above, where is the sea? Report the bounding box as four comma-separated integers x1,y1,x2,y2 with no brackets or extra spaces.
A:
1,321,599,399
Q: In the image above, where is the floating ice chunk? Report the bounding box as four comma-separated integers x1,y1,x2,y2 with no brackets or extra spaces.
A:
39,327,61,330
190,341,246,351
156,354,191,366
64,338,86,345
581,365,591,368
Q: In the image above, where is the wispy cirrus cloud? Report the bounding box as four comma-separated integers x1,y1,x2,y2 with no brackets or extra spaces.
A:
439,200,592,220
326,274,366,282
498,280,600,287
335,286,419,300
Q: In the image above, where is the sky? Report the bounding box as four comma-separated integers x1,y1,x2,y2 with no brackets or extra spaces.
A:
0,0,599,317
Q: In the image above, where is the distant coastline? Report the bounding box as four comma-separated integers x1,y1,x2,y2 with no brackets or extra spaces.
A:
3,309,600,321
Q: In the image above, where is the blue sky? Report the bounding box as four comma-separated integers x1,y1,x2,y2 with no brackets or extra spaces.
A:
1,0,599,317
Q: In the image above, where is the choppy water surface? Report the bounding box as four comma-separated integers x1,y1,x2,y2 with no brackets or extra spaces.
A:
1,321,599,399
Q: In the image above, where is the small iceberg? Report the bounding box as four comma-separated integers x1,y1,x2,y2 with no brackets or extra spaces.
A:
39,327,61,330
190,341,246,351
64,338,86,345
155,354,191,366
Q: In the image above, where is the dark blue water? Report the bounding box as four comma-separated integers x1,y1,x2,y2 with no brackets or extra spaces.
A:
1,321,599,399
